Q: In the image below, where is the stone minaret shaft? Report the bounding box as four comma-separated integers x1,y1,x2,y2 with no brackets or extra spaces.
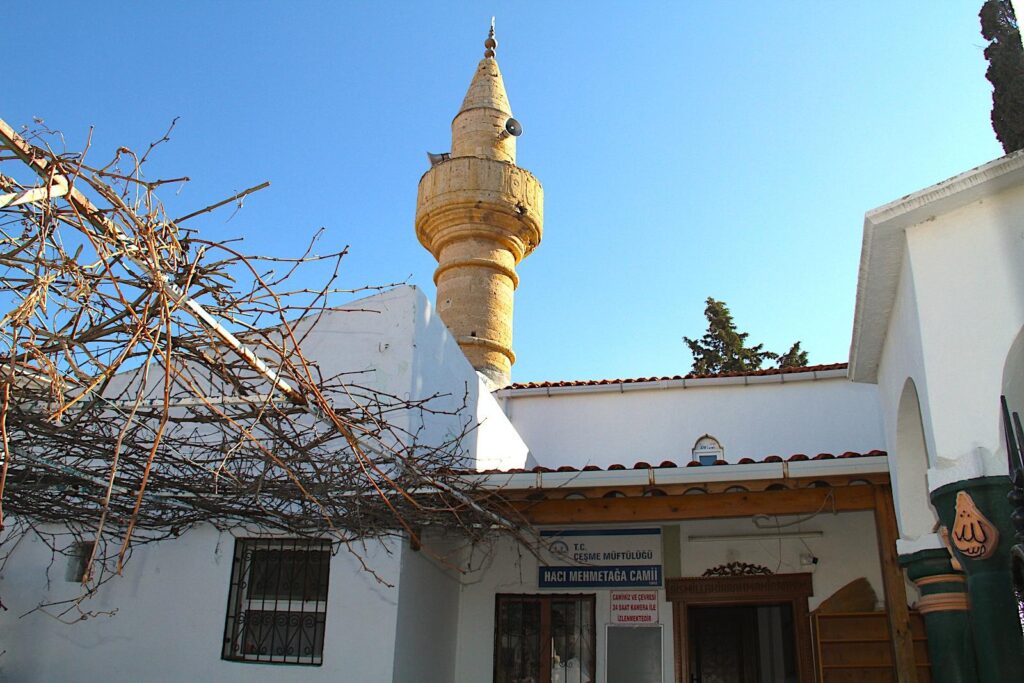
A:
415,26,543,389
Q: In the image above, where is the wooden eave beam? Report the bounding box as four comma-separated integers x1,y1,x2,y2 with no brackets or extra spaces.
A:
513,483,877,525
494,472,889,502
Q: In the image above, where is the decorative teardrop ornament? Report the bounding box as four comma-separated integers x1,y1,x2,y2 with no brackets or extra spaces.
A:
951,491,1000,560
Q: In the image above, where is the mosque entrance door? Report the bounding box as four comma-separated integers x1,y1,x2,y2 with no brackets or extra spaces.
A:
667,573,814,683
687,604,797,683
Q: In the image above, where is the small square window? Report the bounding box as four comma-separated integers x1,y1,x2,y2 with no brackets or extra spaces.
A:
65,541,95,583
222,538,331,665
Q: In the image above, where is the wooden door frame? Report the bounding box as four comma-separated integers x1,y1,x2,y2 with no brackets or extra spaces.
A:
493,593,597,683
667,572,814,683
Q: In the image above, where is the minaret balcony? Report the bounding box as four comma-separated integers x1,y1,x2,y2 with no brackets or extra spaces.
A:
415,156,543,262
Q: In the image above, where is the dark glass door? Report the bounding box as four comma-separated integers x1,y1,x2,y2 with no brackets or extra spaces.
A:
688,604,797,683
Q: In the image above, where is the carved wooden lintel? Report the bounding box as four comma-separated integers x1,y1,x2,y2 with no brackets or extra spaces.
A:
702,561,773,577
667,571,814,603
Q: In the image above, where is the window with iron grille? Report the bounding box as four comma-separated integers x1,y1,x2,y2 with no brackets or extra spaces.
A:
222,538,331,665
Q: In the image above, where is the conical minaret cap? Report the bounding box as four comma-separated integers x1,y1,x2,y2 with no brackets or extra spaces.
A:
452,22,515,161
459,18,511,114
459,58,512,115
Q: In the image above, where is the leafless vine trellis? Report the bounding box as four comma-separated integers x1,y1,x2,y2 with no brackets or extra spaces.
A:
0,118,526,622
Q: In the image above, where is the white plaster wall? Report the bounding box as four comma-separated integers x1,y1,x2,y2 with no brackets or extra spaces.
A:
410,291,528,471
501,378,884,469
252,285,525,471
1004,327,1024,417
875,184,1024,494
909,188,1024,469
407,286,480,458
292,285,420,428
875,256,940,540
676,512,890,611
475,384,530,471
392,536,463,683
0,526,402,682
892,380,938,540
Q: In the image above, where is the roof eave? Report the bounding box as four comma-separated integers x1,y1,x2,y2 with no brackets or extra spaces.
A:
497,366,849,397
463,454,889,490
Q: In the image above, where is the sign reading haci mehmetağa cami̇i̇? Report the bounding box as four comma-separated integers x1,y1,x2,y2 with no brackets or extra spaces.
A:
539,528,663,589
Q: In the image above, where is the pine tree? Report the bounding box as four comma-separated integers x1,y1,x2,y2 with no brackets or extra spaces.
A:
683,298,808,374
981,0,1024,153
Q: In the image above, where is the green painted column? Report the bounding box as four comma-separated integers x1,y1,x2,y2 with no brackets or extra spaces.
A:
932,476,1024,682
900,548,976,683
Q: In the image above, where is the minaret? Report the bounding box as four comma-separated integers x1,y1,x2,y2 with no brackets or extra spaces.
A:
415,22,543,389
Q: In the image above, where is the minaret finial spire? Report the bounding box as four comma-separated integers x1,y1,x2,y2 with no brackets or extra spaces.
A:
484,17,497,58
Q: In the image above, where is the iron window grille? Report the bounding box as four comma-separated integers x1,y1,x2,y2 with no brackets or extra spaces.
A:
222,538,332,665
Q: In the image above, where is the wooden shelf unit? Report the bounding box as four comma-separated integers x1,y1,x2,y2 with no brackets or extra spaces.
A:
812,611,930,682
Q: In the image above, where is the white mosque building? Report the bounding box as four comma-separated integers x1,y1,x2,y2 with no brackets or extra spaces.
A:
1,27,1022,683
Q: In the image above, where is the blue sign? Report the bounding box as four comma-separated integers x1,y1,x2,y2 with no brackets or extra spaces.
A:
539,564,662,588
539,528,663,588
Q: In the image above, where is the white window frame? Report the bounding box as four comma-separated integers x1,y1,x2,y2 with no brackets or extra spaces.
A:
691,434,724,466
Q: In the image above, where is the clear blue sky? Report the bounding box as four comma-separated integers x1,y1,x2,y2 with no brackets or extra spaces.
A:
6,2,1003,383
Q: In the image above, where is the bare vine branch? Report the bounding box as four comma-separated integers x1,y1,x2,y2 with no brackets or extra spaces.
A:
0,120,530,619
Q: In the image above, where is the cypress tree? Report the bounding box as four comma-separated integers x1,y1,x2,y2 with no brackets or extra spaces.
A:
981,0,1024,153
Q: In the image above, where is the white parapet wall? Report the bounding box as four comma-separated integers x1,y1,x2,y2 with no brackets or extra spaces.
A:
497,371,885,469
407,286,529,471
286,284,526,470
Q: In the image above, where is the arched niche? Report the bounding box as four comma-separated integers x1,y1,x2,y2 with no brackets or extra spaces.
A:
1002,325,1024,421
894,378,939,539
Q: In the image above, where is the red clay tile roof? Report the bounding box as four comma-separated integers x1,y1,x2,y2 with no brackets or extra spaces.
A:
473,449,886,475
503,363,848,390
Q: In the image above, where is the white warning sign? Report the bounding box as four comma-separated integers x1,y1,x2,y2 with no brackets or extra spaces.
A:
609,590,659,625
